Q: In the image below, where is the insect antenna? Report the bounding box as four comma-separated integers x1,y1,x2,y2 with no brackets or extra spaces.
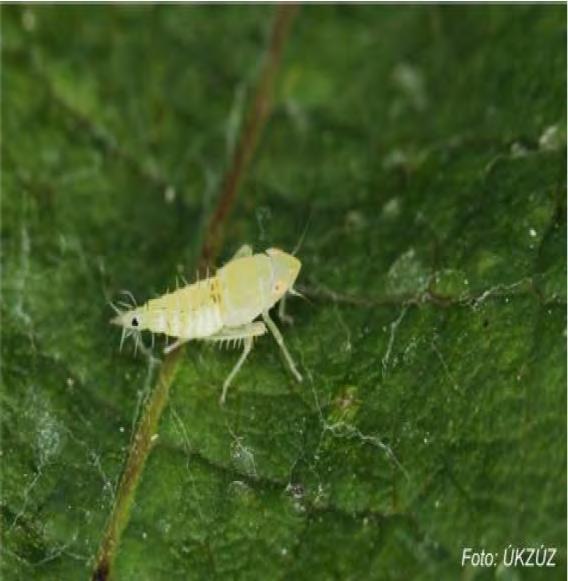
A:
292,210,312,257
108,303,124,325
119,289,138,309
288,288,303,298
288,287,312,305
133,331,142,356
139,330,148,352
120,327,130,352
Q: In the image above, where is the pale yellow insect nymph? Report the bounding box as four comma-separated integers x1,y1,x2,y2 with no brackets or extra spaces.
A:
111,246,303,404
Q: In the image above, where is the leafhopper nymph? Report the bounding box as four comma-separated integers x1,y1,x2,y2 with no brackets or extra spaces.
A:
111,245,303,404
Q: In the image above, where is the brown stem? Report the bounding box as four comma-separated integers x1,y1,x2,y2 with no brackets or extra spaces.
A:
201,5,298,267
92,6,297,580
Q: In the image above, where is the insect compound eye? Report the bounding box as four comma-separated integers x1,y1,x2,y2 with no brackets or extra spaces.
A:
131,317,139,327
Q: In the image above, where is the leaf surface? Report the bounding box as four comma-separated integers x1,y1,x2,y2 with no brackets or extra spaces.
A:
2,5,566,580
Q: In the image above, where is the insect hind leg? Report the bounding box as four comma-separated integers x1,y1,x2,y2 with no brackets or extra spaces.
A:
205,322,266,405
220,336,253,406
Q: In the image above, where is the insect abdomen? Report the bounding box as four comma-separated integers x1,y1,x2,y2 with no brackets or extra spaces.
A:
188,303,223,338
145,278,224,339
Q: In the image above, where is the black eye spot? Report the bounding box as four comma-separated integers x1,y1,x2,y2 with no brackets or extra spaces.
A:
132,317,139,327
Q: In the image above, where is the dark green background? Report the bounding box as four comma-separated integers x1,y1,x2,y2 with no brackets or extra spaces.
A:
2,5,566,580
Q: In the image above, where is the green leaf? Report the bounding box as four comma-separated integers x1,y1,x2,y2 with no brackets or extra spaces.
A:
2,5,566,580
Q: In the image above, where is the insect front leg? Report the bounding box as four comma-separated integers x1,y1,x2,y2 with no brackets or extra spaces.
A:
164,337,190,355
230,244,253,261
277,294,294,325
262,310,303,383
